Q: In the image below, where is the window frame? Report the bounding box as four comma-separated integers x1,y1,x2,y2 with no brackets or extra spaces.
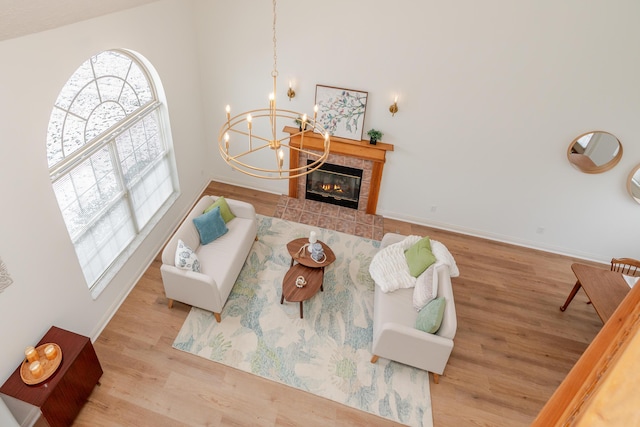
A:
47,49,179,298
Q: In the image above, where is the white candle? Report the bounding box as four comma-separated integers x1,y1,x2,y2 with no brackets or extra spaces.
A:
309,231,317,244
44,344,57,360
29,360,43,378
25,346,38,363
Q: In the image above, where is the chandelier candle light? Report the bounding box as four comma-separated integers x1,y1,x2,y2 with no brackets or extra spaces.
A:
218,0,331,179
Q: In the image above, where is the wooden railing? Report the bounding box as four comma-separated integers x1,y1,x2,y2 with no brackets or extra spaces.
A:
532,279,640,425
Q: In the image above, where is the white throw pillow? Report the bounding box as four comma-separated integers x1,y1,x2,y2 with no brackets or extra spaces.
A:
175,239,200,272
413,264,438,311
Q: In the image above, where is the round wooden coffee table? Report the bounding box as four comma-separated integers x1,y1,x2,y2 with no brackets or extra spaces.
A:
280,264,324,319
286,237,336,269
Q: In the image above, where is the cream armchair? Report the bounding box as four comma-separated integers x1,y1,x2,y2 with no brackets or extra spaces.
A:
160,196,257,322
370,233,457,384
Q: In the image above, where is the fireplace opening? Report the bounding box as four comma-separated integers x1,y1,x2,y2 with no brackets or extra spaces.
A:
305,160,363,209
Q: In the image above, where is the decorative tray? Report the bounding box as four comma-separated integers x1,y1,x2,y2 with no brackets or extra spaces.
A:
20,343,63,385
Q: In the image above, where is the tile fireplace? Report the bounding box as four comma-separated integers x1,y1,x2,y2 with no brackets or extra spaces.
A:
284,126,394,215
272,127,393,240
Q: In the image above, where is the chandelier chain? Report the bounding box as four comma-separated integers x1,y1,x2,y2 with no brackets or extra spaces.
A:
218,0,331,179
272,0,278,77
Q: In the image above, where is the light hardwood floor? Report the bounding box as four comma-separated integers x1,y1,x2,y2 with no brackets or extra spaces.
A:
73,181,604,426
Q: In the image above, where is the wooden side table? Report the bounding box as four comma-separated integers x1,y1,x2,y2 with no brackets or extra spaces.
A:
286,238,336,270
0,326,103,427
281,264,324,318
560,263,631,323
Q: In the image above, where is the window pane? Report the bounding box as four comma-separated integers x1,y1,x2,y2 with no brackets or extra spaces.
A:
97,76,125,102
92,51,131,81
126,63,153,104
54,60,93,111
46,108,65,167
53,147,120,238
116,112,165,186
120,83,142,114
86,101,126,141
75,198,135,285
69,81,100,119
62,114,87,159
130,157,173,228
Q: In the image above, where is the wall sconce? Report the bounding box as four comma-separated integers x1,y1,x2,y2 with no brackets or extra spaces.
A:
287,81,296,101
389,95,399,116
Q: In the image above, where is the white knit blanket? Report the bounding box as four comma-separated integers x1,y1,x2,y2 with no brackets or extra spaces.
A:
369,235,459,293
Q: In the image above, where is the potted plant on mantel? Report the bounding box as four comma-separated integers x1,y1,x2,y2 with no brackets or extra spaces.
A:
294,116,310,131
367,129,383,145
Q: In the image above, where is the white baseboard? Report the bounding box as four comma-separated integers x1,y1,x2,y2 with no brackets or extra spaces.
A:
378,210,607,265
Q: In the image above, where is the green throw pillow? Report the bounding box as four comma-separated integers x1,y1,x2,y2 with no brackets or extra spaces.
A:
193,206,228,245
204,196,235,223
415,297,446,334
404,236,436,277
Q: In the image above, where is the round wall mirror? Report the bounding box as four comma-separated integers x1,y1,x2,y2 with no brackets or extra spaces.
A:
627,165,640,204
567,131,622,174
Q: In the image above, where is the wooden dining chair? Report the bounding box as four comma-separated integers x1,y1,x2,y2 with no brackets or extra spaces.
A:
610,258,640,277
585,258,640,306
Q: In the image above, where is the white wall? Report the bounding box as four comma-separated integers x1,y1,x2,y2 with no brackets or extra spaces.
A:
199,0,640,262
1,0,639,400
0,0,208,383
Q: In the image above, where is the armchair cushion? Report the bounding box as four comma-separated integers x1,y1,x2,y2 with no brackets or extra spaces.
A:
175,239,200,272
204,196,236,223
193,206,228,245
416,297,446,333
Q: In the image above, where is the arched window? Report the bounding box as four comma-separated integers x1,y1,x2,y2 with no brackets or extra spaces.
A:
47,49,178,295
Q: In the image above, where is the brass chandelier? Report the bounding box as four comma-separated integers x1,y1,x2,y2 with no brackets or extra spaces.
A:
218,0,330,179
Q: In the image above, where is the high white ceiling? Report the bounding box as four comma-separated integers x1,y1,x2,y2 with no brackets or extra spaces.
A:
0,0,160,42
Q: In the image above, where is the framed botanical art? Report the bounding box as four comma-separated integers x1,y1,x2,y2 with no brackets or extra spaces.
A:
314,85,368,141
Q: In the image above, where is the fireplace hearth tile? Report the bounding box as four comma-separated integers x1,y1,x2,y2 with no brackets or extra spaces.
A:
285,198,305,210
282,207,302,222
276,196,288,208
320,204,340,216
303,199,323,213
274,205,286,218
299,211,320,226
317,215,339,230
274,196,384,241
335,220,356,235
337,207,356,222
355,211,374,225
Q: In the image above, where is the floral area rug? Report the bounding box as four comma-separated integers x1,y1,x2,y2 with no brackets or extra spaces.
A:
172,215,433,427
